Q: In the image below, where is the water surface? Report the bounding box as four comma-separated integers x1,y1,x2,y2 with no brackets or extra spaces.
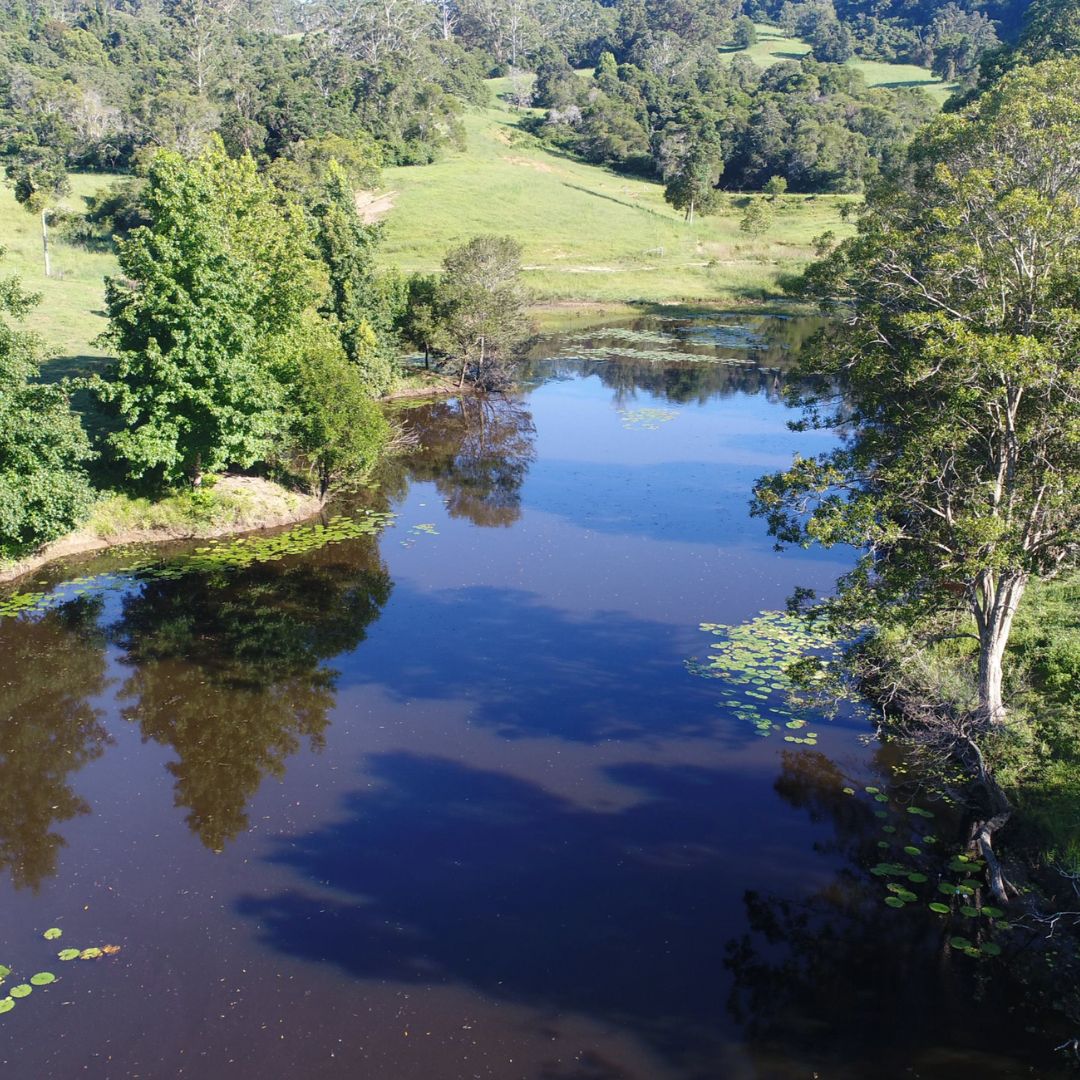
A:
0,315,1063,1078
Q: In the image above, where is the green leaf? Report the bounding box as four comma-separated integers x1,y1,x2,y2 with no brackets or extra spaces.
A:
948,937,973,950
960,905,980,918
0,966,9,979
0,998,13,1014
903,845,921,856
928,902,950,914
57,949,80,962
980,941,1002,956
42,928,62,941
9,985,31,999
29,973,55,986
982,906,1005,919
884,896,905,908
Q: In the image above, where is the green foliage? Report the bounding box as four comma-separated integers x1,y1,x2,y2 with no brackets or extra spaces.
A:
431,235,529,387
309,162,395,395
754,60,1080,721
275,315,390,496
95,141,315,488
0,252,94,561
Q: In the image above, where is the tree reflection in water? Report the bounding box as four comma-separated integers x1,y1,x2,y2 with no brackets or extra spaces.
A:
0,598,111,890
383,395,536,527
110,543,392,852
724,749,1057,1077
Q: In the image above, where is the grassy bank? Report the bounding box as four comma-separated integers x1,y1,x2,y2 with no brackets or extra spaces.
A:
0,476,323,584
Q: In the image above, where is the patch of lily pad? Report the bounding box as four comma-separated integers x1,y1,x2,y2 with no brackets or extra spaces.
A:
618,408,679,430
0,511,395,621
1,926,122,1018
687,611,837,741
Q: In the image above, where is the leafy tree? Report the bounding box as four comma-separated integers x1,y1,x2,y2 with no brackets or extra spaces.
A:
660,123,725,222
733,15,757,47
398,273,441,367
739,197,773,235
432,235,529,388
0,254,94,560
753,60,1080,728
96,141,314,488
309,161,396,395
764,174,788,197
275,314,390,497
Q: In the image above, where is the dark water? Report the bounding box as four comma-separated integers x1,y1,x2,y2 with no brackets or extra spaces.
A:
0,316,1064,1078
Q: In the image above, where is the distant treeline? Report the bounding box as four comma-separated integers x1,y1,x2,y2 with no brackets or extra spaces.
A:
0,0,1039,195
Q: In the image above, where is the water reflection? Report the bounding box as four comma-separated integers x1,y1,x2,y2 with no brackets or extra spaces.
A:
110,545,392,851
724,750,1059,1078
521,314,827,406
382,396,537,528
0,598,111,890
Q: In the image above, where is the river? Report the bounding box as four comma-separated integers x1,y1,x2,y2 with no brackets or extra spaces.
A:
0,314,1063,1078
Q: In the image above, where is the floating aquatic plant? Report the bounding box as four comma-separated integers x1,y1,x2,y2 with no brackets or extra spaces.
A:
0,511,394,621
687,611,839,740
618,408,678,430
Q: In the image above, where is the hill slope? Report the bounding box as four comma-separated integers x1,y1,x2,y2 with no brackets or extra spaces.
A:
381,82,855,305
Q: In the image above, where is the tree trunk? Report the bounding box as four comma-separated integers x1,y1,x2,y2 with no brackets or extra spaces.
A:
191,453,203,489
41,210,50,278
973,571,1027,724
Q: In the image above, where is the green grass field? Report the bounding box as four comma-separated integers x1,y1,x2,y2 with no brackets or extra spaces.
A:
1,31,947,358
381,85,855,305
730,24,955,104
0,174,119,368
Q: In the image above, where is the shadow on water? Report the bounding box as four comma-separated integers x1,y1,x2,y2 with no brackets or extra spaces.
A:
109,541,392,851
346,583,746,746
239,746,1069,1079
724,749,1069,1078
238,751,788,1072
0,597,111,891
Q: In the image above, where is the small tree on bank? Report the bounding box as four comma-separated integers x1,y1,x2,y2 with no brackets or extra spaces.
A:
752,60,1080,730
432,235,528,389
0,253,94,558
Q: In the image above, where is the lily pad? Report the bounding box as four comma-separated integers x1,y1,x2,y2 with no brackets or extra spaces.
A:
884,896,906,908
79,948,103,960
949,936,973,950
29,973,55,986
980,941,1002,956
929,902,950,914
42,928,62,941
8,985,31,999
57,949,80,962
0,998,13,1014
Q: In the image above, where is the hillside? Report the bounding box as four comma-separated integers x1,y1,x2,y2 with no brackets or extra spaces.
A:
381,80,855,306
730,24,956,104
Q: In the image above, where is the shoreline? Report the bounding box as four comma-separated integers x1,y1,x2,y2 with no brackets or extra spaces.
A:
0,476,324,586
